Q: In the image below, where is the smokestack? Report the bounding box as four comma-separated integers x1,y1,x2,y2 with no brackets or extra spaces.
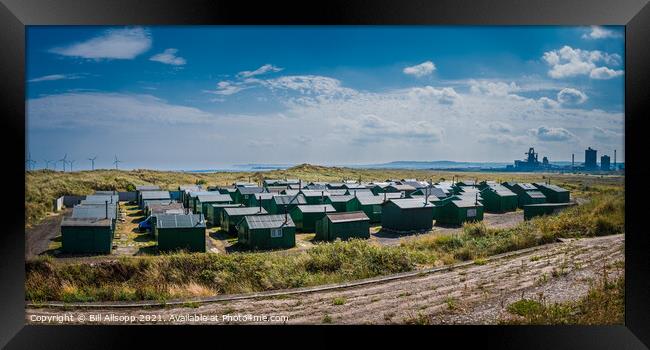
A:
259,196,262,213
299,179,302,190
354,190,357,198
105,200,109,219
614,149,617,169
572,154,575,169
321,191,324,202
475,193,478,205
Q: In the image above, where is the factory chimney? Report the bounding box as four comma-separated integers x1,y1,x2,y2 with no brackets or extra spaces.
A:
572,154,575,169
614,150,617,169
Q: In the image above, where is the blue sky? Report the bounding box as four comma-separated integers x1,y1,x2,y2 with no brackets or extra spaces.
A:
26,26,624,170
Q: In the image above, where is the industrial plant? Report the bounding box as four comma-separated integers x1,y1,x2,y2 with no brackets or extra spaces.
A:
505,147,621,173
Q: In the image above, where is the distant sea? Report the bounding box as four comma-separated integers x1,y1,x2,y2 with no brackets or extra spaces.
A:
183,160,624,173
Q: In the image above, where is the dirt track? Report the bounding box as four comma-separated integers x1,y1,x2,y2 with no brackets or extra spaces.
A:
25,209,68,258
26,234,624,325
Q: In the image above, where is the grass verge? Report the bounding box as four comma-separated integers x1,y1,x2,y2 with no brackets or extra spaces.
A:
26,190,623,303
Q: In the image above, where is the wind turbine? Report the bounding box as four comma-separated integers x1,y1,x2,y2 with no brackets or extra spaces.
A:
88,155,97,171
69,159,76,172
25,152,36,171
44,159,53,170
113,155,122,170
59,154,68,172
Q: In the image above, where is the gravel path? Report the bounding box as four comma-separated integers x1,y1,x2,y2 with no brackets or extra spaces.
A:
26,234,624,325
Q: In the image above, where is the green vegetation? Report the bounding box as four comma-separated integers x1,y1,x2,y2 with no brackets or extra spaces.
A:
25,166,624,303
332,297,346,305
25,165,623,226
503,275,624,325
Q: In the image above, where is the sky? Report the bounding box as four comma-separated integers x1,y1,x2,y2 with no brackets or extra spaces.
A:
26,26,625,170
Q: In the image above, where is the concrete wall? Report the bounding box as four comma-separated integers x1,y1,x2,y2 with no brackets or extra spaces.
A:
63,195,85,207
52,196,64,212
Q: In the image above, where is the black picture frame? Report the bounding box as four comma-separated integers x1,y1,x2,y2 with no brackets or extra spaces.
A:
2,0,649,348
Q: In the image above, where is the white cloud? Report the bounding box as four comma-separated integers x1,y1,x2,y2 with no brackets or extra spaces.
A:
538,97,560,109
529,126,576,142
28,74,82,83
488,121,514,133
149,48,186,66
590,66,624,79
542,46,623,79
403,61,436,77
469,80,520,97
593,126,623,141
352,114,444,143
205,81,250,96
557,88,588,105
237,64,283,78
50,27,152,60
409,86,460,105
262,75,357,97
27,92,214,129
582,26,621,40
478,134,527,145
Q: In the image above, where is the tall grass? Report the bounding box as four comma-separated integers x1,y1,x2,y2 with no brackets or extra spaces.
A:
26,191,624,303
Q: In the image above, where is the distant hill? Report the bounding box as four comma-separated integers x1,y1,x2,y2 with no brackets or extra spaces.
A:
353,160,512,170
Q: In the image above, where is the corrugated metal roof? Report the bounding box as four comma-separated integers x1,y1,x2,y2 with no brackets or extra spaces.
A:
380,192,405,200
71,204,117,219
197,193,232,203
143,199,174,207
236,186,265,195
140,191,171,200
148,202,185,215
412,187,446,198
515,183,538,191
355,195,384,205
210,203,242,209
481,187,517,197
84,194,119,203
62,217,112,227
326,189,348,196
401,181,428,189
326,195,354,202
244,214,295,229
300,190,330,197
388,184,416,191
304,184,328,190
156,214,206,229
254,193,276,200
326,211,369,223
187,191,213,198
294,204,336,213
448,198,483,208
136,185,160,191
525,191,547,199
223,207,268,216
346,188,373,196
389,198,434,209
282,189,300,196
537,184,569,192
273,194,307,205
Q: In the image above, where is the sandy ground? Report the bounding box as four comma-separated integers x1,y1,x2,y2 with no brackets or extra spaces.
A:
26,234,624,325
